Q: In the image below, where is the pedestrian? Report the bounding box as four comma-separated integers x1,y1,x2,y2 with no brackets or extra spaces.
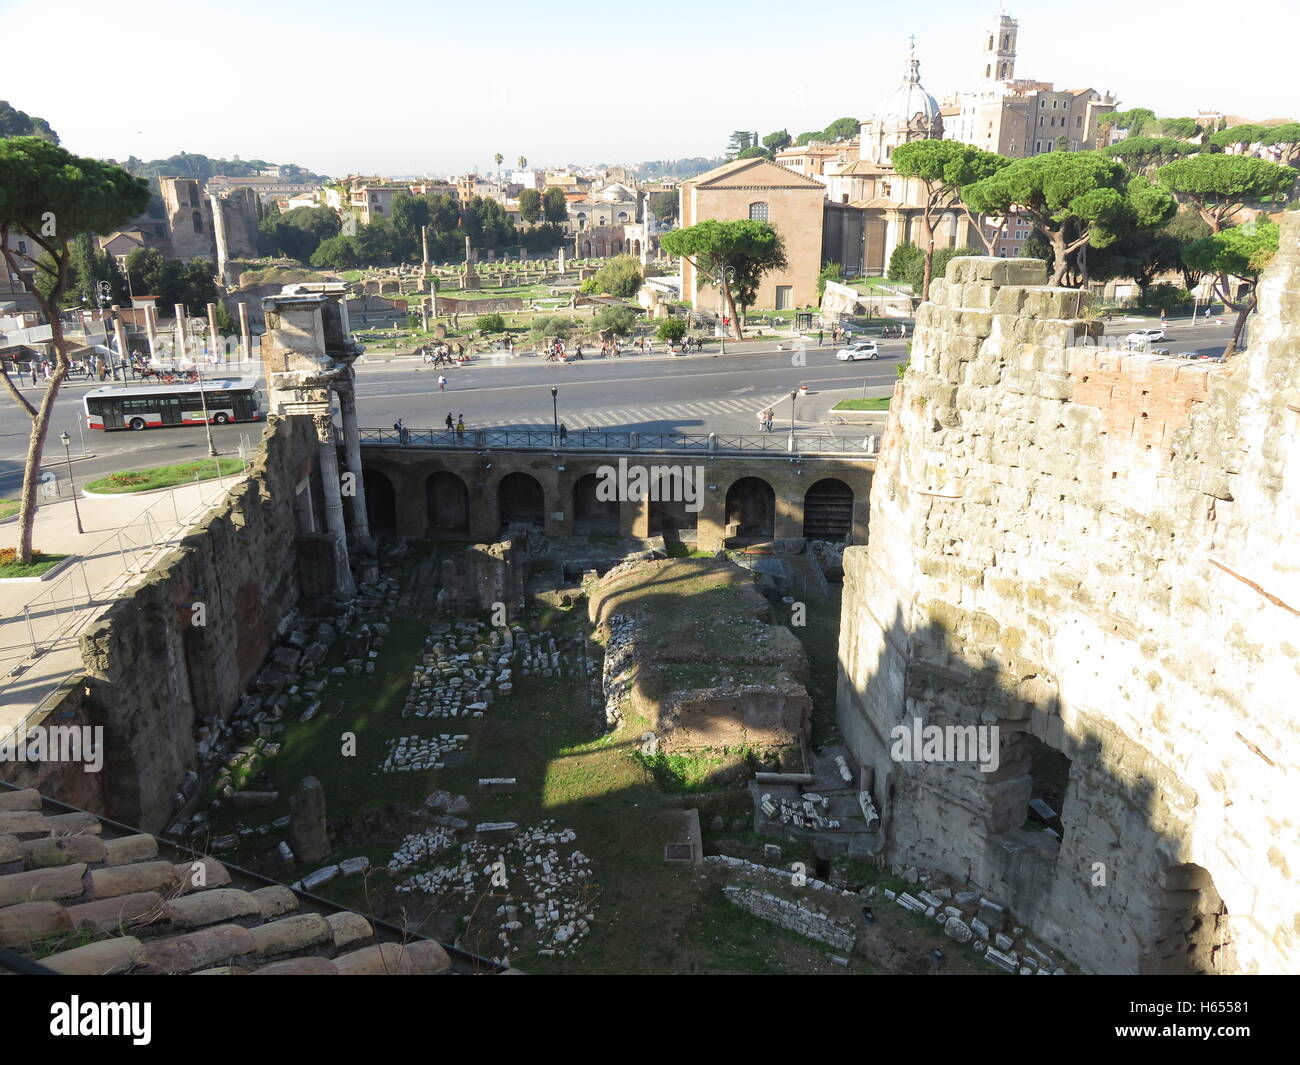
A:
574,343,584,360
818,329,824,346
757,408,767,433
438,374,447,392
445,412,454,432
559,422,568,442
645,337,654,354
455,415,465,441
901,323,908,339
393,418,409,444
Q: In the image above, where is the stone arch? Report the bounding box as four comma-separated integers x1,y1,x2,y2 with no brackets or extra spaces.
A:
803,478,854,541
498,472,545,531
725,477,775,541
572,473,619,535
632,239,641,256
363,468,397,532
426,470,469,536
617,211,629,222
192,210,204,234
649,497,698,539
1143,864,1237,974
581,239,591,257
611,239,623,255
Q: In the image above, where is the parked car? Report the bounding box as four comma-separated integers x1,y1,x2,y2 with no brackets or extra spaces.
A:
1125,328,1167,346
835,341,880,361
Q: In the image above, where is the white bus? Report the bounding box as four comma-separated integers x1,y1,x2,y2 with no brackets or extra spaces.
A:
84,377,263,431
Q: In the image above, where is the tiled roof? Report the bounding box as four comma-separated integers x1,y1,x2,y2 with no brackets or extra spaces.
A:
0,787,470,976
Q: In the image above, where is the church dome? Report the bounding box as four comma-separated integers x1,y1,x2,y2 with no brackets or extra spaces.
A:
873,49,941,128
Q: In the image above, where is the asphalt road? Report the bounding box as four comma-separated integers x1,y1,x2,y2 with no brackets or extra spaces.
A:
0,318,1241,496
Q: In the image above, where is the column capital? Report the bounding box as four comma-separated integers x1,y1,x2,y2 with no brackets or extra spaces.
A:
312,412,336,443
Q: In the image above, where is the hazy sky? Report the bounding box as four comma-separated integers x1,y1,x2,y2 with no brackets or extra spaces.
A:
4,0,1297,177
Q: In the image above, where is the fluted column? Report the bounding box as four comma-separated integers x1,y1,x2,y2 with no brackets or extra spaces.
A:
337,380,373,553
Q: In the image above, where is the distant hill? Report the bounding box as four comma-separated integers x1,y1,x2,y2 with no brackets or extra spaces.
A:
634,157,725,181
121,152,331,192
0,100,59,144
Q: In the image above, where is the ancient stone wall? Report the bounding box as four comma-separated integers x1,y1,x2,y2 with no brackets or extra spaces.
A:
836,224,1300,975
77,416,321,834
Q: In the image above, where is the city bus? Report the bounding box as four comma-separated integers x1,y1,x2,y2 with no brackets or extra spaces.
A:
84,377,263,431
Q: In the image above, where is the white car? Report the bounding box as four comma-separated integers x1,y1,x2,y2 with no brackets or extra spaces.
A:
1125,328,1167,347
836,341,879,361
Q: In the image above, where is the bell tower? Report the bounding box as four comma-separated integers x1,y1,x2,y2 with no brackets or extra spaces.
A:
982,9,1018,83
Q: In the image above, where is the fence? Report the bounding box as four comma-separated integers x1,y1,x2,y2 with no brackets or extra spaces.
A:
359,427,880,456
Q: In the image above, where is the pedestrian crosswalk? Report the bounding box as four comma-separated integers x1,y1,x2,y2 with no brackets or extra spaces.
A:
477,397,787,430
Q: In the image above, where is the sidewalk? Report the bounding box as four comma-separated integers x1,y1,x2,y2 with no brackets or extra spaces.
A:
0,475,245,743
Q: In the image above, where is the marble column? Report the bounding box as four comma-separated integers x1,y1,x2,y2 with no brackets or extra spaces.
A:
237,302,252,363
174,304,187,361
206,302,219,367
313,411,356,596
337,378,373,553
144,305,157,359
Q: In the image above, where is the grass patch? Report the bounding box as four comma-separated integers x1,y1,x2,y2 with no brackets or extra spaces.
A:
85,457,247,494
833,397,890,411
0,549,68,579
664,542,712,559
0,499,19,520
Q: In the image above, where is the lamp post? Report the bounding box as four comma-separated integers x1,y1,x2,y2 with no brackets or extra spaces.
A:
197,366,218,458
788,389,797,450
551,385,559,440
59,431,83,535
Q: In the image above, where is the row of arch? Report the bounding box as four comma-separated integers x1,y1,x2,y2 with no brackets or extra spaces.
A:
359,469,856,542
577,238,642,258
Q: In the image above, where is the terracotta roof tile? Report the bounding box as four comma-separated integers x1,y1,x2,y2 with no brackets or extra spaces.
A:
165,888,263,930
44,935,144,975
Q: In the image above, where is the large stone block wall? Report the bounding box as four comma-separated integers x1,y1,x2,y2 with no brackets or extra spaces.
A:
836,224,1300,975
76,416,321,833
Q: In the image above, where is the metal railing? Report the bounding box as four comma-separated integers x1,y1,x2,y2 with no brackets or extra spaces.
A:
360,427,879,456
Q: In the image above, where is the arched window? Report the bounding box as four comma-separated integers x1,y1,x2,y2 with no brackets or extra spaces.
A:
999,62,1008,78
987,34,994,49
1002,33,1009,49
192,210,204,234
748,202,769,222
985,64,991,78
617,211,628,222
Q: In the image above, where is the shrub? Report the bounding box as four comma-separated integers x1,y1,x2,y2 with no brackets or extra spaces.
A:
656,317,687,343
586,255,643,298
476,312,506,333
1143,283,1191,310
594,305,638,336
529,315,579,339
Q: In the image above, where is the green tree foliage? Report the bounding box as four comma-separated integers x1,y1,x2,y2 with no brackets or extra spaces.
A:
762,129,793,153
594,305,639,336
0,100,58,143
1207,124,1270,152
1156,154,1295,231
542,187,568,224
258,205,341,262
1084,228,1186,296
1160,206,1213,289
727,131,756,156
795,131,821,147
656,317,687,343
310,234,362,270
817,261,842,298
529,314,578,339
46,234,129,309
518,188,542,223
476,312,506,333
891,140,1009,297
1105,136,1198,173
520,223,565,253
123,152,328,194
633,158,722,181
1110,108,1156,136
1142,283,1192,310
648,191,677,222
586,255,644,297
963,151,1176,285
1150,116,1201,140
518,155,527,169
735,146,771,160
1265,122,1300,166
887,241,923,283
661,219,786,338
823,117,860,142
903,246,984,292
124,248,218,315
0,138,149,562
1184,219,1280,354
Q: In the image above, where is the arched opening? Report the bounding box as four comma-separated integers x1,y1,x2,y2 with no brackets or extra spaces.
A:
581,240,591,256
617,211,628,222
363,468,396,532
192,210,204,234
632,239,641,255
1144,865,1237,974
611,239,623,255
999,61,1008,78
572,474,619,536
725,477,775,542
985,63,992,78
426,470,469,536
498,472,545,532
803,478,854,541
649,498,698,540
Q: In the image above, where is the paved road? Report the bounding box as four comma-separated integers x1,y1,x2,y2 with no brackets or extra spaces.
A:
0,318,1240,495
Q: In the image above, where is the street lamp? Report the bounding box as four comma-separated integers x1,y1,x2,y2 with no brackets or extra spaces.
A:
196,367,218,458
59,431,83,535
788,389,798,450
551,385,559,439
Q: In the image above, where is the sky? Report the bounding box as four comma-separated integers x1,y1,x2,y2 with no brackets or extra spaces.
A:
3,0,1297,177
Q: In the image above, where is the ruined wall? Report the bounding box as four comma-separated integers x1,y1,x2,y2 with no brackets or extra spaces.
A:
78,416,321,833
836,229,1300,975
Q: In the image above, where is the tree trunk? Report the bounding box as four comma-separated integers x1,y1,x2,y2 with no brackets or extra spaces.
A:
1224,302,1251,357
920,210,936,302
16,316,71,563
723,277,742,340
1079,243,1089,289
1049,230,1069,286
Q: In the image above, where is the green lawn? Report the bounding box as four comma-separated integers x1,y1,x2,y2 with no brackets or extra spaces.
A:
85,457,247,494
833,397,890,411
0,499,19,521
0,551,68,579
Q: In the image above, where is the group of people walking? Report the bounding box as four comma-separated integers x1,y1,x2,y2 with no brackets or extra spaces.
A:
391,413,467,444
755,407,776,432
420,343,466,367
